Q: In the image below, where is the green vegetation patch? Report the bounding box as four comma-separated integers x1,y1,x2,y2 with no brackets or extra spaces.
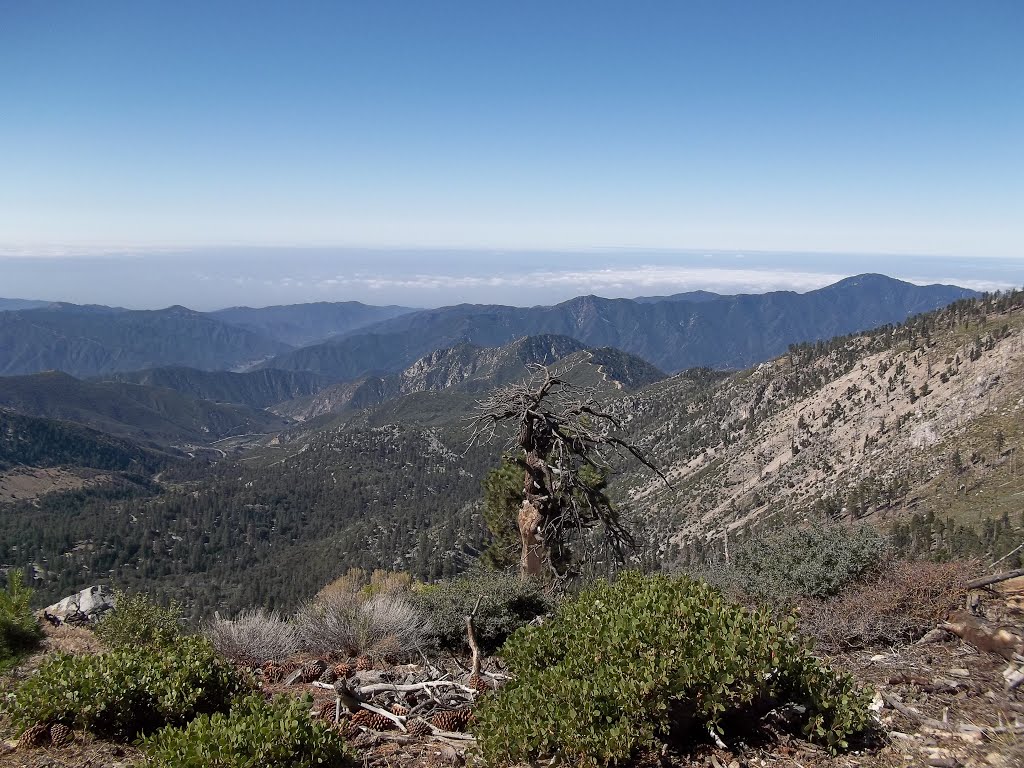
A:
707,519,889,605
0,569,42,670
476,572,873,766
414,566,551,654
141,693,351,768
4,636,250,741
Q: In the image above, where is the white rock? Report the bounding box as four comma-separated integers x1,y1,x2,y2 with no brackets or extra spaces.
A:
43,585,117,625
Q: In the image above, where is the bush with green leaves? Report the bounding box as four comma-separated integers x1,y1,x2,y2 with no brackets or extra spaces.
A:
475,572,873,766
0,569,41,667
701,520,889,605
4,636,250,740
414,566,552,654
141,693,351,768
94,589,184,650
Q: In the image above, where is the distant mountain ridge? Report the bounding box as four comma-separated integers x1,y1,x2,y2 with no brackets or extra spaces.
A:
211,301,415,347
0,275,979,380
0,297,51,311
0,300,418,378
264,275,978,379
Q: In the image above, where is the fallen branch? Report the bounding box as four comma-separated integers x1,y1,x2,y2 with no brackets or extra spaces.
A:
426,723,477,742
311,681,408,731
466,595,484,680
940,611,1024,661
882,692,1024,737
356,680,475,696
966,568,1024,590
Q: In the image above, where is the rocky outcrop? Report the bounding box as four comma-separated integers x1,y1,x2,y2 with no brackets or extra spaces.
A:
43,585,116,626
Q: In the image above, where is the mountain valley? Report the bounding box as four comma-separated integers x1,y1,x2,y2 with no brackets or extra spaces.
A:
0,279,1020,618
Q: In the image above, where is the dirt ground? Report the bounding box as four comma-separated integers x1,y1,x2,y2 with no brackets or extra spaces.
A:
2,596,1022,768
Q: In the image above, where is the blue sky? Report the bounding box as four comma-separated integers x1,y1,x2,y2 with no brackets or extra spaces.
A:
0,2,1022,307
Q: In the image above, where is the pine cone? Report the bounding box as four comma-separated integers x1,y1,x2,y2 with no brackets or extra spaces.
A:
349,709,374,727
431,709,472,732
48,723,73,747
311,702,336,720
349,709,394,731
468,673,490,693
18,723,50,749
318,666,338,684
260,661,284,682
355,655,373,671
333,662,353,678
390,703,410,716
338,718,362,739
407,718,432,737
302,659,327,682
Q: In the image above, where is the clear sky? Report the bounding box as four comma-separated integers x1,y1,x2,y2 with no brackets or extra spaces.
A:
0,1,1022,307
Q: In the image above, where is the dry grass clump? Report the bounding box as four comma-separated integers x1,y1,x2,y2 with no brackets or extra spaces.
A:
206,607,298,663
801,559,975,650
296,571,431,660
317,567,413,600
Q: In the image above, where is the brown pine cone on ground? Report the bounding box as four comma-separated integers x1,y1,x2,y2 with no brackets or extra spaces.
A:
337,719,362,740
350,709,395,731
333,662,353,678
406,718,432,737
431,709,472,732
48,723,73,747
310,702,334,720
390,704,410,716
17,723,50,749
349,709,373,727
355,655,373,671
468,673,490,693
302,659,327,682
318,666,338,684
260,661,285,683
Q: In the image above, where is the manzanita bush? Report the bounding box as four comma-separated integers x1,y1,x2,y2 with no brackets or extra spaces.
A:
475,572,873,766
5,636,249,740
141,693,352,768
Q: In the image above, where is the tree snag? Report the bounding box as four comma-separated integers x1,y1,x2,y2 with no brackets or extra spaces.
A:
470,364,668,580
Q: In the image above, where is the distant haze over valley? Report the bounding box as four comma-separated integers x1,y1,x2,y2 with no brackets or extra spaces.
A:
0,249,1019,310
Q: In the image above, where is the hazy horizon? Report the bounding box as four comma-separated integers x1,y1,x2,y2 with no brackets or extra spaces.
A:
1,249,1020,311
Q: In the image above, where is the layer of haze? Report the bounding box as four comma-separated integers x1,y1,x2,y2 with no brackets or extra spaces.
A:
1,250,1020,310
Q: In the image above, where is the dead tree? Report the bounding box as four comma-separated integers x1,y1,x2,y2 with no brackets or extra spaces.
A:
470,364,668,580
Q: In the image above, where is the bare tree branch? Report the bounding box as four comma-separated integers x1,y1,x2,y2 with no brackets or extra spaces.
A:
471,365,669,579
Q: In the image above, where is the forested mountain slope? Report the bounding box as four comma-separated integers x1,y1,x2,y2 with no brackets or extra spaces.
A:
0,304,290,376
0,371,289,444
616,290,1024,567
3,289,1019,618
100,367,333,409
272,334,661,421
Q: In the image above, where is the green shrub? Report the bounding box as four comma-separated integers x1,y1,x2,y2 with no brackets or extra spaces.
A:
0,569,41,667
475,572,873,766
5,636,250,740
414,567,551,654
94,589,184,650
141,693,351,768
701,520,889,605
